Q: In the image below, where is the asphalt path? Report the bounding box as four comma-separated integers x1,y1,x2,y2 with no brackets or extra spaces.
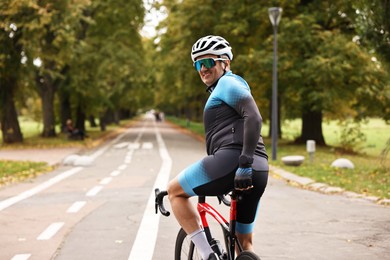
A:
0,115,389,260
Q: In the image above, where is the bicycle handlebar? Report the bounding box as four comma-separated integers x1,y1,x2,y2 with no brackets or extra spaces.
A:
155,188,170,217
155,188,234,217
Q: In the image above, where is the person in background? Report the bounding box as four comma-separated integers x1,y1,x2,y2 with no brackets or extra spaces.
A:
66,119,85,140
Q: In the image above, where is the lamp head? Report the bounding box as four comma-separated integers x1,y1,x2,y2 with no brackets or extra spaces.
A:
268,7,283,26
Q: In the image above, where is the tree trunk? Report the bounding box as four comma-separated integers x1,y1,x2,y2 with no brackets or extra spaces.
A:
0,29,23,144
58,66,72,133
0,81,23,143
295,109,326,146
113,110,120,125
75,103,86,132
37,73,57,137
99,115,107,131
89,115,97,127
59,88,72,133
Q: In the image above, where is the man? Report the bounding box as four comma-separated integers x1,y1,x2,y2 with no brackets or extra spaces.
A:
167,35,268,260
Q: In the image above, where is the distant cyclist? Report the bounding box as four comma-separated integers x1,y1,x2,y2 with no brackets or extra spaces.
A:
167,35,269,260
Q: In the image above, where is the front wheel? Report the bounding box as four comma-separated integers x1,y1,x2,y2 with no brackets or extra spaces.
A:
236,250,261,260
175,228,202,260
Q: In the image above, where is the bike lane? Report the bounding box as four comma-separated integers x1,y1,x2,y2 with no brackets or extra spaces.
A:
0,116,389,260
0,117,161,260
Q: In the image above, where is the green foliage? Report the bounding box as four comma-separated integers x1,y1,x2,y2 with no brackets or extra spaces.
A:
1,0,147,142
338,119,367,152
67,0,146,118
353,0,390,63
1,0,389,144
380,137,390,167
154,0,390,132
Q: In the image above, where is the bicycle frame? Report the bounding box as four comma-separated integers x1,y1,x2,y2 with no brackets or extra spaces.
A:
155,189,245,260
197,192,243,260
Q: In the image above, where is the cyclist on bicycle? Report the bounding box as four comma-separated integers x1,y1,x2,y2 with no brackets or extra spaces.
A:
167,35,269,260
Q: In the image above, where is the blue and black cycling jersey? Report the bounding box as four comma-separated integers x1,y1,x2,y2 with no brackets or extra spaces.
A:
204,71,268,160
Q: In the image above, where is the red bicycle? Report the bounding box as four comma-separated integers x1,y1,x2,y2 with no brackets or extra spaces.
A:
155,188,260,260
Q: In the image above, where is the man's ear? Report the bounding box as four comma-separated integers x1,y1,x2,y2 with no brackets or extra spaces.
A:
224,60,231,69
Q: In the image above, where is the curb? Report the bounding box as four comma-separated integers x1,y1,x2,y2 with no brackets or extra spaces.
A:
269,165,390,207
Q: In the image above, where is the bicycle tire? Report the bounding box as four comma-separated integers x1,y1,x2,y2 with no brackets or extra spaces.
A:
236,250,261,260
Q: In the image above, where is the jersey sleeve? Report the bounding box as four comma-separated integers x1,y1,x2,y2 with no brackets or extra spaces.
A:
217,75,262,161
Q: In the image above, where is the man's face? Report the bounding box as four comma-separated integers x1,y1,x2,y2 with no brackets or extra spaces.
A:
195,54,226,87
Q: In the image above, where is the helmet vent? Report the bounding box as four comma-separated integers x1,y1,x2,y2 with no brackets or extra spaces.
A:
191,35,233,62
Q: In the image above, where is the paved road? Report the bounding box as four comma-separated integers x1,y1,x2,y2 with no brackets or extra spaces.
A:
0,116,389,260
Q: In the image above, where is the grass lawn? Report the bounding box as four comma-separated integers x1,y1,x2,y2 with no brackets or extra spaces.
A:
0,160,53,186
0,117,131,149
269,141,389,199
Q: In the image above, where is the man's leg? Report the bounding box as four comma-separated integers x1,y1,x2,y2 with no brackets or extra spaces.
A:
167,177,215,259
236,232,254,251
235,167,268,254
167,177,200,233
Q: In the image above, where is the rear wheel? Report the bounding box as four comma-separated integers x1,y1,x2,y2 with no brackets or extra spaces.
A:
236,250,261,259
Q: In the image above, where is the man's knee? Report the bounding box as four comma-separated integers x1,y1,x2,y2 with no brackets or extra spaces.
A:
167,178,189,201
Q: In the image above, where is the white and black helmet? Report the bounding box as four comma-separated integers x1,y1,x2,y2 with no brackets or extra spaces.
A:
191,35,233,62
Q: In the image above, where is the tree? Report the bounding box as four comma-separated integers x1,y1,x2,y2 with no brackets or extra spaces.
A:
282,1,389,144
238,1,389,146
0,0,90,139
155,0,285,121
354,0,390,64
31,0,89,137
0,0,33,143
67,0,145,130
0,21,23,143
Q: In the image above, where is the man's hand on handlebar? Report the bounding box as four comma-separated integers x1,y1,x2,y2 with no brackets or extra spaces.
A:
234,167,254,191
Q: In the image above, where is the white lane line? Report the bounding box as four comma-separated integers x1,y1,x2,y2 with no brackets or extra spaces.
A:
110,170,121,177
123,127,145,165
118,164,128,171
0,167,83,212
37,222,64,240
67,201,86,213
11,254,31,260
86,186,103,197
128,142,140,149
142,142,153,149
114,142,130,149
100,177,112,185
128,123,172,260
124,157,132,164
125,150,134,164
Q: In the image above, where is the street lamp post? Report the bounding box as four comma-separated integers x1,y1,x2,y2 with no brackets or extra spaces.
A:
268,7,282,161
